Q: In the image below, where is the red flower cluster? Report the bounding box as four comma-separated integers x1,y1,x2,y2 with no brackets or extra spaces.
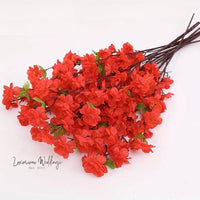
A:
2,42,173,177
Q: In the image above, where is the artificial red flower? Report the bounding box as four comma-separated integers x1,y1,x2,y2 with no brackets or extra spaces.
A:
98,44,116,59
82,153,107,177
28,78,51,101
63,51,80,65
129,138,154,153
158,76,174,89
54,136,76,159
81,54,98,80
80,104,101,126
145,97,166,113
131,71,156,96
144,63,161,80
143,111,162,129
2,83,20,110
27,65,44,86
108,141,129,168
17,105,30,126
31,126,56,145
161,92,174,100
106,88,120,107
121,42,134,54
17,106,48,127
52,57,74,81
74,129,94,153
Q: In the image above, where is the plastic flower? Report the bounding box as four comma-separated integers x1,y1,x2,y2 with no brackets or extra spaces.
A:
7,31,197,176
80,103,101,126
82,153,107,177
2,83,20,110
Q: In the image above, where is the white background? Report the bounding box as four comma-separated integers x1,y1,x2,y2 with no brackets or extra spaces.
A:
0,0,200,200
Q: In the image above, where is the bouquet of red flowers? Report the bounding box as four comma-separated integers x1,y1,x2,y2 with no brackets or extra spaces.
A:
2,15,200,177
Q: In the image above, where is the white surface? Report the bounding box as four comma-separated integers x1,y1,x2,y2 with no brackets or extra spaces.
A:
0,0,200,200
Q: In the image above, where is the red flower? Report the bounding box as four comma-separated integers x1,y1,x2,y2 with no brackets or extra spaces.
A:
52,59,74,84
82,153,107,177
27,65,44,86
83,89,106,107
28,78,51,101
74,129,94,153
31,126,56,145
2,83,20,110
102,126,118,146
98,44,116,59
28,107,49,127
108,141,129,168
145,97,166,113
158,76,174,89
129,138,154,153
131,71,156,96
106,88,120,107
18,106,48,127
144,63,161,80
54,136,76,159
143,111,162,129
81,54,98,80
71,74,85,89
63,51,80,65
74,128,105,154
17,105,30,126
80,104,101,126
121,42,134,54
161,92,174,100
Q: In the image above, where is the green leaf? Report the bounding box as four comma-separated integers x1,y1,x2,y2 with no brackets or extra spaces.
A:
92,50,98,55
57,89,68,96
38,65,47,78
135,132,144,140
104,158,116,169
86,101,95,108
23,81,30,91
143,139,148,144
92,50,100,63
127,90,132,98
16,90,30,100
95,54,100,63
48,123,66,138
16,81,30,100
92,50,105,75
17,90,27,98
75,141,79,150
134,132,148,144
136,103,146,113
97,63,105,76
48,123,57,133
33,97,46,108
99,122,109,127
54,126,66,138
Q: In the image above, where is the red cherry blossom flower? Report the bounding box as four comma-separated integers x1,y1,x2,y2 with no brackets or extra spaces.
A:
80,104,101,126
2,83,20,110
18,106,48,127
108,141,129,168
143,111,162,129
31,126,56,145
82,153,107,177
54,136,76,159
129,138,154,153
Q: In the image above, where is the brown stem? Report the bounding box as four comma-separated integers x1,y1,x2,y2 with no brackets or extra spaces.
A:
46,14,200,104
